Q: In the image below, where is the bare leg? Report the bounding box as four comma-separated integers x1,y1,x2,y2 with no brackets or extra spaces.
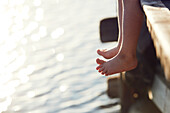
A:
96,0,143,76
97,0,123,59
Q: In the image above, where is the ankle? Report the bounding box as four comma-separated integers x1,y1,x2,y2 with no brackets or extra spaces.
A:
118,52,137,63
117,53,138,70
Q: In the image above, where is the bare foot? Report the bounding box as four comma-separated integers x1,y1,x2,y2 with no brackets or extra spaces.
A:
97,47,119,59
96,54,138,76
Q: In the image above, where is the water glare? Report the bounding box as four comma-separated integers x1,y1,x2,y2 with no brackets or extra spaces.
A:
59,85,68,92
7,53,26,73
8,0,25,6
33,0,42,6
56,0,60,4
21,38,28,45
31,33,40,42
17,65,35,84
0,73,12,86
0,0,8,6
20,5,30,20
0,97,12,113
56,53,64,61
13,106,21,112
51,28,64,39
12,0,25,5
0,85,15,99
24,21,38,35
38,26,47,38
14,17,23,29
27,91,35,98
35,8,44,21
0,0,120,112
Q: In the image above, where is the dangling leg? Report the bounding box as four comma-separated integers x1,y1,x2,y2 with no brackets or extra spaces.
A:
97,0,123,59
96,0,144,76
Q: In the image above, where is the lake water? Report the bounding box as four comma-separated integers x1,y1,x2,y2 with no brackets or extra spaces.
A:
0,0,120,113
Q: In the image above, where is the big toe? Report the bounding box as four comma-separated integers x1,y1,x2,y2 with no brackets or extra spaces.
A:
97,49,106,55
96,58,106,64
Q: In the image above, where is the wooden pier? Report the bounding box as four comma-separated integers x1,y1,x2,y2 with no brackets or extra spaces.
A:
100,0,170,112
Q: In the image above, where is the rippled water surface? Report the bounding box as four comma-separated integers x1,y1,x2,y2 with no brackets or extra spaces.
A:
0,0,120,113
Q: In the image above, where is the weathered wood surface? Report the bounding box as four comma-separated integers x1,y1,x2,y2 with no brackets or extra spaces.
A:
120,72,161,113
141,0,170,81
129,99,161,113
151,74,170,113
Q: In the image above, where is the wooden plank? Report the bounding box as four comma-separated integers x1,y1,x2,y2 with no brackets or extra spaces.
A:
141,2,170,81
152,75,166,112
151,74,170,113
165,89,170,113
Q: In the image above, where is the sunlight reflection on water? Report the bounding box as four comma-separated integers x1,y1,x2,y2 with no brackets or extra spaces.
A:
59,85,68,92
0,0,119,112
25,21,38,35
33,0,41,6
0,1,33,111
27,91,36,98
35,8,44,21
31,33,41,42
51,28,64,39
56,53,64,62
38,26,47,38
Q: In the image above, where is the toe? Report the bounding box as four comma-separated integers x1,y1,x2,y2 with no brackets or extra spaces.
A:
96,58,106,64
97,49,106,55
96,64,103,70
101,69,107,75
105,71,111,76
99,67,105,72
105,74,108,76
104,71,109,76
97,49,102,55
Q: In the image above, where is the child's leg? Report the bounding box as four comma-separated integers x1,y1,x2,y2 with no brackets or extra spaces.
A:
97,0,123,59
96,0,144,76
